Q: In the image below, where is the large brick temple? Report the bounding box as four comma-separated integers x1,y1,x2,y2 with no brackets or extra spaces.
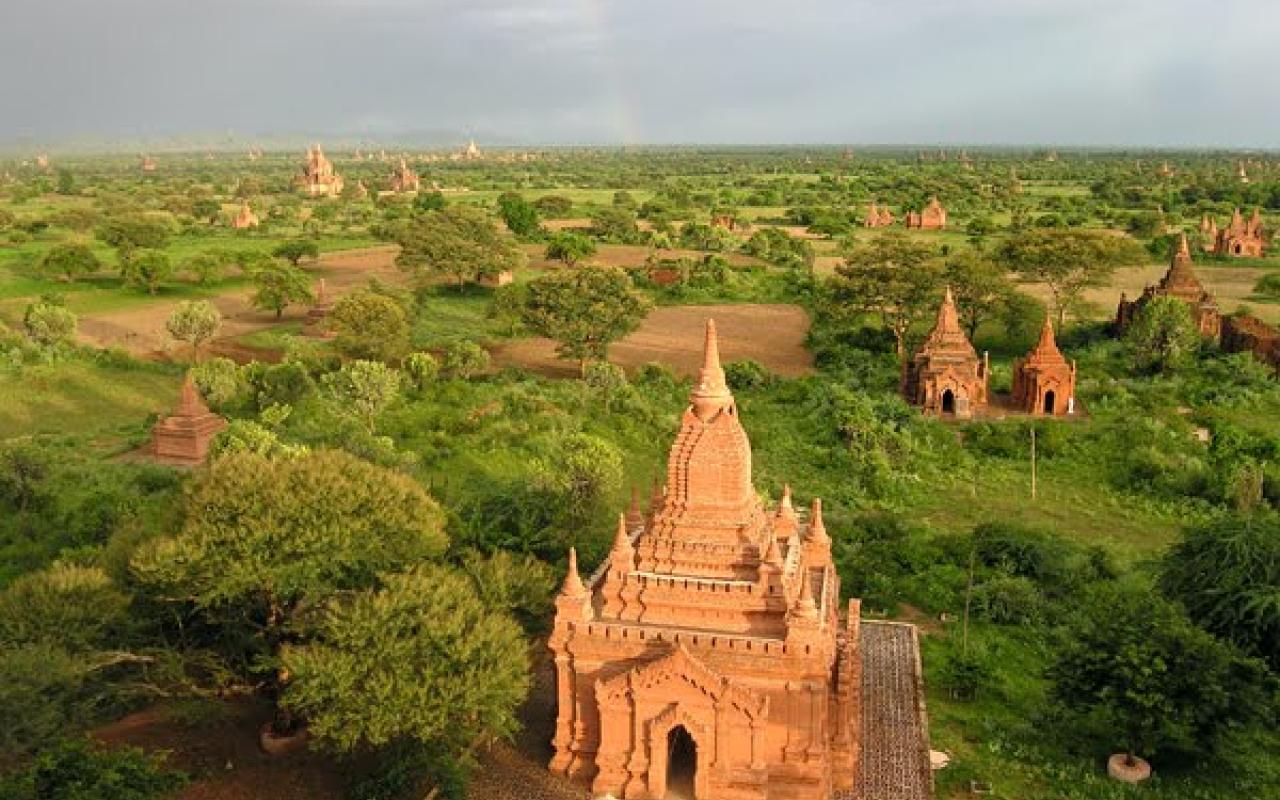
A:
548,322,931,800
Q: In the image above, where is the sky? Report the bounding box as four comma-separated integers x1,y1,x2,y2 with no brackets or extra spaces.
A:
2,0,1278,149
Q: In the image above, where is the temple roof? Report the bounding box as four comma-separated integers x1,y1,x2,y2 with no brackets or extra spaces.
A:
1159,233,1207,296
917,288,977,360
1022,315,1067,368
175,373,213,417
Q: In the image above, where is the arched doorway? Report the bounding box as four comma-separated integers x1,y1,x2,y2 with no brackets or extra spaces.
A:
1043,390,1055,414
666,725,697,799
941,389,955,415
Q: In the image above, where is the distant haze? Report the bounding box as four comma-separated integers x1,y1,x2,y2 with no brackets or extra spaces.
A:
3,0,1278,150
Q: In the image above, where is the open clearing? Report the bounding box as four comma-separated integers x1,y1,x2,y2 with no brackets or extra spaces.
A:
492,303,813,377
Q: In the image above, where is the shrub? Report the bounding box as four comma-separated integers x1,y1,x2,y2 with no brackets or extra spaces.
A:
441,341,490,379
23,301,77,347
189,357,246,410
403,352,440,392
0,738,185,800
724,359,772,390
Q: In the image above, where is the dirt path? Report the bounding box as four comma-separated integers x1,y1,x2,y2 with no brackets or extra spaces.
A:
76,246,403,358
493,303,813,378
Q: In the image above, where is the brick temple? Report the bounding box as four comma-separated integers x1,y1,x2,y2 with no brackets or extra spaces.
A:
863,202,894,228
295,144,344,197
1116,233,1221,337
1012,317,1077,416
904,289,988,418
231,202,259,229
1200,207,1265,258
549,321,874,800
389,158,420,193
150,375,227,465
904,198,946,230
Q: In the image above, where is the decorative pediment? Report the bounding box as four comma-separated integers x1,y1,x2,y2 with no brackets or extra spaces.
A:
596,644,768,720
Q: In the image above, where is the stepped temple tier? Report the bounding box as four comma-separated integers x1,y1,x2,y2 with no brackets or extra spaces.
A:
149,375,227,465
1116,234,1221,337
549,321,932,800
1012,317,1077,416
904,289,988,418
295,144,344,197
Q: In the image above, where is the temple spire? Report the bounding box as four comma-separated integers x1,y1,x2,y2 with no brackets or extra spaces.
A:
791,569,819,621
1177,231,1191,259
808,498,830,546
610,513,635,570
560,547,587,598
690,319,733,421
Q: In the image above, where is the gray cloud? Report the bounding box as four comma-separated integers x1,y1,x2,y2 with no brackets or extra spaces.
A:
1,0,1277,148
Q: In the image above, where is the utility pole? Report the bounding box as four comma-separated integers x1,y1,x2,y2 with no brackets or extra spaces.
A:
1030,426,1038,500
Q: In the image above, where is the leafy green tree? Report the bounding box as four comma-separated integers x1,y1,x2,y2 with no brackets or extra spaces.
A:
165,300,222,361
590,207,640,243
442,341,491,379
55,168,76,196
191,198,221,223
321,360,401,433
1048,579,1272,764
329,290,410,362
533,432,623,519
23,300,77,347
396,205,525,289
95,216,170,262
211,420,308,460
1126,296,1199,373
0,438,50,513
272,239,320,266
545,231,597,266
1253,273,1280,300
521,266,650,375
412,190,446,213
281,566,528,755
0,564,130,653
496,191,541,238
459,550,556,632
38,243,101,282
533,195,573,218
998,229,1143,327
190,357,246,410
121,249,174,294
832,233,945,358
944,252,1015,339
131,450,448,719
179,252,229,285
250,259,313,319
402,352,440,392
1160,513,1280,670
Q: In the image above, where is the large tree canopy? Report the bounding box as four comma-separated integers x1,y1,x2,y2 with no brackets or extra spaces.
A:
396,205,525,288
520,266,650,374
831,232,945,358
997,229,1144,327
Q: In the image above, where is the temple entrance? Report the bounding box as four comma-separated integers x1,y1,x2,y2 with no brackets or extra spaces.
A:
666,725,698,799
1043,390,1056,414
941,389,955,415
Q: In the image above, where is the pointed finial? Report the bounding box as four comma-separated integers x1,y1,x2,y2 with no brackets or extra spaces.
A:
792,570,819,620
690,319,733,421
1177,231,1190,258
780,484,794,512
560,547,587,597
763,532,783,566
809,498,829,545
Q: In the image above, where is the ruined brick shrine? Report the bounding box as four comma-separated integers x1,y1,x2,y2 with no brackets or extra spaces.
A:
549,322,931,800
904,198,946,230
150,374,227,465
904,289,988,418
1116,233,1221,337
295,143,345,197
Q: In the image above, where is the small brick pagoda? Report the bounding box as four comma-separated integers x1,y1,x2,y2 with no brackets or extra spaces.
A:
140,154,157,173
389,158,420,193
1116,233,1221,337
905,198,946,230
550,320,864,800
1012,316,1077,416
1207,207,1265,257
864,202,894,228
303,278,335,338
231,202,259,229
150,374,227,465
295,144,344,198
904,288,988,418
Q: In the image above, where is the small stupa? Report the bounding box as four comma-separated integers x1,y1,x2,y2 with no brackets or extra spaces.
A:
303,278,336,338
150,374,228,465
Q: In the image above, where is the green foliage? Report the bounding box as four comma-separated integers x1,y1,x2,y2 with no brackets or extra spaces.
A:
330,290,410,362
723,359,773,391
1125,296,1199,374
1253,272,1280,301
583,361,630,410
211,420,308,460
38,243,101,283
249,259,313,319
120,249,174,295
0,563,130,651
532,432,624,521
496,191,541,238
412,190,446,214
1048,578,1273,762
23,299,77,348
271,238,320,266
95,215,170,258
521,266,650,372
132,449,447,631
544,231,597,266
832,232,944,356
533,195,573,217
164,301,221,359
396,205,524,288
441,341,491,379
402,352,440,392
1160,513,1280,670
189,357,245,410
943,252,1017,339
321,360,401,433
459,549,556,632
0,738,185,800
589,206,640,243
997,229,1144,326
281,565,529,754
